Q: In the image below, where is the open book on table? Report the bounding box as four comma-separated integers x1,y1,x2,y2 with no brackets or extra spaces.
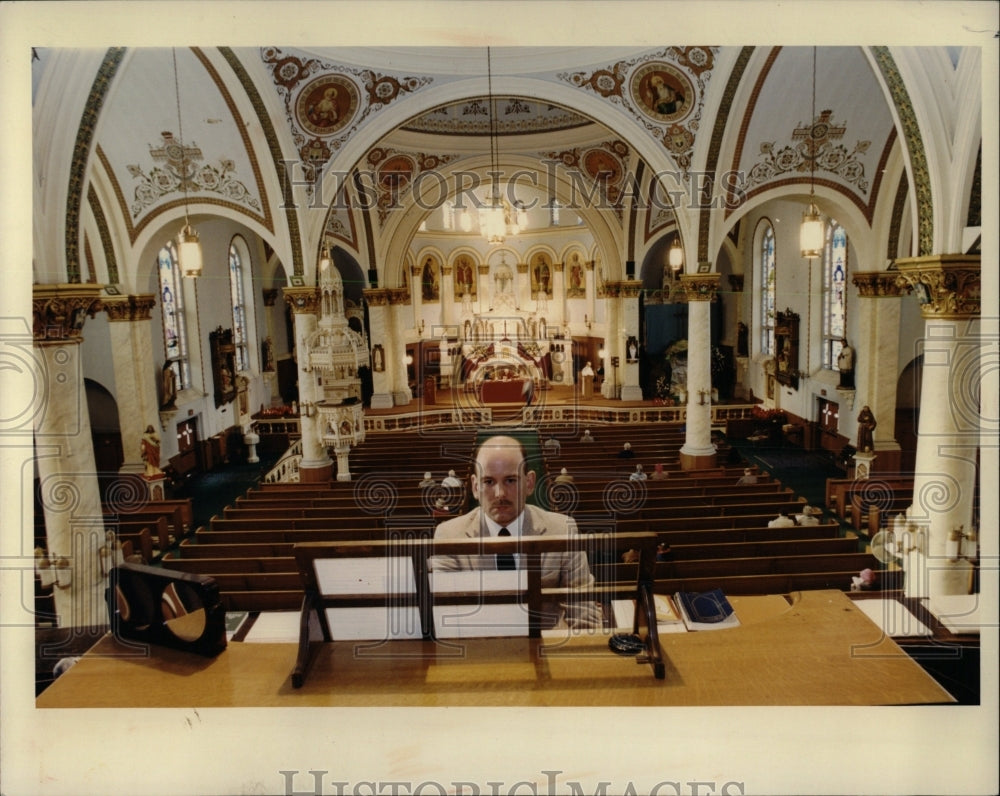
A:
612,593,687,634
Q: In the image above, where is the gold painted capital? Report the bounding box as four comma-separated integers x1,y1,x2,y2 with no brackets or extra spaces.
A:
386,288,411,306
680,273,721,301
283,286,321,314
852,271,906,298
32,283,103,342
363,288,391,306
894,255,980,319
103,293,156,322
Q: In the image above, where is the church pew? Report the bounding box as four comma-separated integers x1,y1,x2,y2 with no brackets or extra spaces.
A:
107,516,169,558
161,553,296,574
854,496,913,533
825,477,913,518
595,551,877,583
103,502,188,544
114,526,154,564
195,525,436,544
652,569,893,597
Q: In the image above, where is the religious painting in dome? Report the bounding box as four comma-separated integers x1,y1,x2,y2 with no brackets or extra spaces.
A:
630,62,694,123
295,74,359,137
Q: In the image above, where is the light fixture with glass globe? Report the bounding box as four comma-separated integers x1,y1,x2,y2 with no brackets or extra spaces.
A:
172,48,203,278
800,46,823,259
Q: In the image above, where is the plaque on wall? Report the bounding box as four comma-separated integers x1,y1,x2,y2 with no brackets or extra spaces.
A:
210,326,237,408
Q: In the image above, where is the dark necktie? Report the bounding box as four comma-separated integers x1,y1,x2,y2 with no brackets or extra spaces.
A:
496,527,515,570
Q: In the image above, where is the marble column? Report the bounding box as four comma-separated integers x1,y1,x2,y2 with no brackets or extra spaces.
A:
550,262,566,328
440,262,455,329
102,294,159,474
517,261,531,313
600,283,622,399
363,288,394,409
851,271,907,472
619,280,643,401
33,284,107,628
477,264,490,315
410,263,424,334
261,288,281,406
283,287,331,482
388,288,413,405
894,255,980,598
679,271,720,470
585,260,597,330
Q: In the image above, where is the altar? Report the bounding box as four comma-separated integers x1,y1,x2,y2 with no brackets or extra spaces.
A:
480,378,527,403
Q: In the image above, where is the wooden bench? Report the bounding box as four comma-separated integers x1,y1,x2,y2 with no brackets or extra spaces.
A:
290,531,666,687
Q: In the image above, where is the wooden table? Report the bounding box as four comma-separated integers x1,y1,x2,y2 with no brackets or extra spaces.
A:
480,379,526,403
37,590,953,708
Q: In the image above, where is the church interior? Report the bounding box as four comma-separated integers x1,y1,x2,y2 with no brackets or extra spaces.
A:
4,7,997,794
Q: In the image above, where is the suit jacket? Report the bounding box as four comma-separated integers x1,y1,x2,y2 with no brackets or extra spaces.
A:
431,504,600,628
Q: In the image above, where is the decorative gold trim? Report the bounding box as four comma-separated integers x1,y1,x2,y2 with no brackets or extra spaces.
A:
32,284,104,342
363,288,390,306
386,288,411,305
679,273,720,301
282,286,321,314
894,255,980,319
103,293,157,322
852,271,906,298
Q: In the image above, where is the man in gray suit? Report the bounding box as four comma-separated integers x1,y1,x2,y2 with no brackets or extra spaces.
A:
431,435,601,630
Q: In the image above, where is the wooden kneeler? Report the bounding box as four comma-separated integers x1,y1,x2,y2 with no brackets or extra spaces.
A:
289,531,666,687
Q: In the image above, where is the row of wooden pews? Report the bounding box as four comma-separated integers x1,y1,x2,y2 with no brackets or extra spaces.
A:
161,423,880,613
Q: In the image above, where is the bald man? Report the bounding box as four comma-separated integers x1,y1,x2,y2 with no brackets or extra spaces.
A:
431,435,601,630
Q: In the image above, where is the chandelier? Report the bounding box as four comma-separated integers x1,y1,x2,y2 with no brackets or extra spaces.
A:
478,47,526,245
799,46,823,259
172,48,203,278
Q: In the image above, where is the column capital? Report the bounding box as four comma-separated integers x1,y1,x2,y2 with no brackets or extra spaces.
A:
852,271,906,298
440,263,453,277
410,263,423,277
477,264,490,276
894,254,980,319
604,280,643,298
363,288,391,306
283,286,321,314
103,293,157,322
679,273,721,302
32,283,103,343
553,261,565,273
386,288,411,306
516,262,529,274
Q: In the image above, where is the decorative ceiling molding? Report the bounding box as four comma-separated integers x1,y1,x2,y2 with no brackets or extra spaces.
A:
872,46,933,257
65,47,125,283
261,47,432,188
558,47,719,176
403,96,589,136
87,184,119,284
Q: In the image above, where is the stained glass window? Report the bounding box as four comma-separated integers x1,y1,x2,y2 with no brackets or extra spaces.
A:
822,220,848,369
158,241,191,389
229,240,249,372
760,222,776,356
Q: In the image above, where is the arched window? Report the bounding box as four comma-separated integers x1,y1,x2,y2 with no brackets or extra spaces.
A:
759,222,776,356
158,241,191,389
229,240,249,372
822,220,848,369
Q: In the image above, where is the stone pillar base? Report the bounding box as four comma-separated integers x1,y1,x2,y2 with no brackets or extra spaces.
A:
299,461,333,483
393,390,412,406
370,392,395,409
679,450,717,471
621,385,644,401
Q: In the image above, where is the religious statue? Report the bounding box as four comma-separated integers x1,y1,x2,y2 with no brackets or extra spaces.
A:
856,405,876,452
837,339,855,389
160,362,177,410
140,425,162,476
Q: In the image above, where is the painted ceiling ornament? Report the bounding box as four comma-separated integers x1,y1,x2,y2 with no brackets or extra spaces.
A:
630,61,695,123
296,74,360,137
129,131,259,217
747,109,872,193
